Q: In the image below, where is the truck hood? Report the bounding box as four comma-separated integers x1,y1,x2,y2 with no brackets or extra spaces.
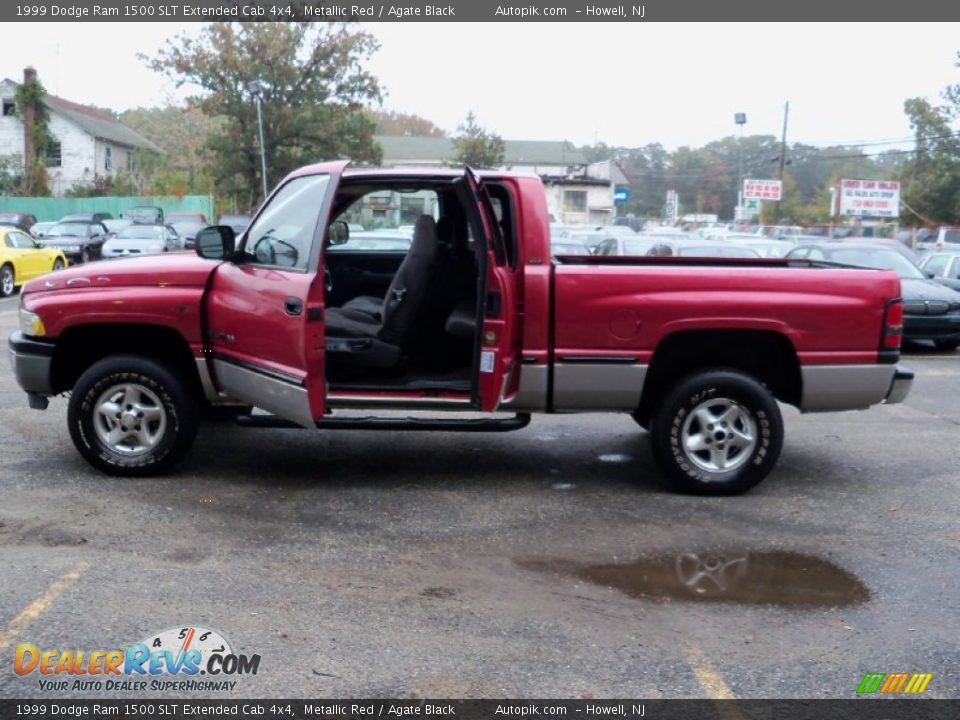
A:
22,253,220,295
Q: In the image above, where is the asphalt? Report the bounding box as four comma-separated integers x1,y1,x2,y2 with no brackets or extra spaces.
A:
0,292,957,700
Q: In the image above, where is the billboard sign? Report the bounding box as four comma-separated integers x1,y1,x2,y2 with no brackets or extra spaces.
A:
838,179,900,218
743,179,783,201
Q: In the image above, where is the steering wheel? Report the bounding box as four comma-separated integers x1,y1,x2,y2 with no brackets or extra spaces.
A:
324,267,333,293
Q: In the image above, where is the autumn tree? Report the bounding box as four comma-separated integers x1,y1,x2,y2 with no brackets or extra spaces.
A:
368,109,446,137
451,111,505,169
144,22,383,205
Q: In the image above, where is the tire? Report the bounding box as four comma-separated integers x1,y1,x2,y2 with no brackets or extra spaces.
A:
67,355,198,476
0,264,14,297
52,258,65,271
80,247,91,264
649,369,783,496
934,339,960,351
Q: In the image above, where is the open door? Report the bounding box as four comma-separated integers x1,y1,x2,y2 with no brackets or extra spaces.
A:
454,167,521,413
203,161,347,426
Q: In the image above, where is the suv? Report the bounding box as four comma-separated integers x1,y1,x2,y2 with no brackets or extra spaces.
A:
60,212,113,224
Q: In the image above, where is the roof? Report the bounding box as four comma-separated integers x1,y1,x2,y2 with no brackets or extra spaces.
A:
375,135,587,166
1,78,161,153
43,95,162,153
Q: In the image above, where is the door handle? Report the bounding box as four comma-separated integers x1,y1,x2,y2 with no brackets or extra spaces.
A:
284,297,303,316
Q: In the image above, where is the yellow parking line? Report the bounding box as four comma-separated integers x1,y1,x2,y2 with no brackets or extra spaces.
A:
0,561,90,652
685,645,744,719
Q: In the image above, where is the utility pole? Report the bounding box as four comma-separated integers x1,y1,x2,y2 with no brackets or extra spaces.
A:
734,112,747,221
247,81,269,203
774,101,789,224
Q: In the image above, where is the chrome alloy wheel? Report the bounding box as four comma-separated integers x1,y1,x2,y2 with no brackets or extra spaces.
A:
1,266,13,296
93,383,167,455
680,398,757,473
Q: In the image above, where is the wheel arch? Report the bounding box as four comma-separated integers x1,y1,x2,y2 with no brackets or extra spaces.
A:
635,329,801,426
50,324,203,399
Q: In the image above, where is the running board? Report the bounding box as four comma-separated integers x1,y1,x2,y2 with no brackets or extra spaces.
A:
235,413,531,432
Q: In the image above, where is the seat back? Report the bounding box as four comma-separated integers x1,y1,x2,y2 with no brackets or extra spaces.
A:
380,214,439,343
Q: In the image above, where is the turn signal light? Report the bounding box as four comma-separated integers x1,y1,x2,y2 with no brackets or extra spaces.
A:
882,299,903,349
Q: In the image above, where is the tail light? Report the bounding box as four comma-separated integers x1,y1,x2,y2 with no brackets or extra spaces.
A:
882,298,903,349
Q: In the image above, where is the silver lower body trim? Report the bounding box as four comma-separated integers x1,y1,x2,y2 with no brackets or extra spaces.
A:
211,359,314,428
327,394,472,410
800,364,897,412
501,365,549,412
552,362,647,411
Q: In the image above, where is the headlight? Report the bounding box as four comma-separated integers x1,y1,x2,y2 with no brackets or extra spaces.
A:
19,309,46,337
148,244,163,253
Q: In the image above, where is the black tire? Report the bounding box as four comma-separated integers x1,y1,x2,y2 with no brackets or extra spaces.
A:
80,247,91,264
52,258,65,271
67,355,198,476
934,339,960,351
0,264,14,297
649,369,783,496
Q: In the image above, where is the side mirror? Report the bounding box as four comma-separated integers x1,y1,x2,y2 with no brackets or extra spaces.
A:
328,220,349,246
926,271,936,279
196,226,236,260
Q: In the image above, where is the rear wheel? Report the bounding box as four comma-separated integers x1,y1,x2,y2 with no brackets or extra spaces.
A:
649,369,783,495
0,264,14,297
934,338,960,351
68,355,198,476
80,247,91,264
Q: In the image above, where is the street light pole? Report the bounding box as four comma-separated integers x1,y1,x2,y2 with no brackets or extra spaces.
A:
247,81,269,201
734,112,747,221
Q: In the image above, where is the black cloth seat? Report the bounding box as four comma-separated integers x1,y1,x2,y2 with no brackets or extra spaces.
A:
325,214,440,368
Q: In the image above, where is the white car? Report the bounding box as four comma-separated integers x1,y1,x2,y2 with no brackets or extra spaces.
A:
101,224,180,258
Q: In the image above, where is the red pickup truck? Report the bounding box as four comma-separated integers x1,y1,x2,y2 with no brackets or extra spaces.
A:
8,163,913,494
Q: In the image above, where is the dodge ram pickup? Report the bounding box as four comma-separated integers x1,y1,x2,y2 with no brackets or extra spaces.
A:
8,162,914,494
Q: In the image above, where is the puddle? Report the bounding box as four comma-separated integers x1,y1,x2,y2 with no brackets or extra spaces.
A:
521,550,870,609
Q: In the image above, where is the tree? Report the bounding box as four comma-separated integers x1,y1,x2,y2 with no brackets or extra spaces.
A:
451,111,505,168
144,22,383,204
368,109,445,137
900,94,960,225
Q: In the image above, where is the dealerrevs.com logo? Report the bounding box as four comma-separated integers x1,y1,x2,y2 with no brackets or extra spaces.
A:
14,626,261,692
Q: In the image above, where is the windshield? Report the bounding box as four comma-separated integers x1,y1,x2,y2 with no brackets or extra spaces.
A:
46,223,90,237
830,248,924,279
621,239,658,255
117,226,166,240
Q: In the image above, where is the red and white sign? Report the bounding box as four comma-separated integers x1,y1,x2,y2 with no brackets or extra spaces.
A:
743,179,783,201
838,178,900,218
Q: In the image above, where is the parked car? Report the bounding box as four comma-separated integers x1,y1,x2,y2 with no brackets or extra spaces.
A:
123,206,164,225
29,221,57,239
0,226,66,297
60,212,113,224
167,211,208,225
102,218,134,238
655,239,762,258
102,224,181,258
169,220,208,250
550,240,595,256
217,214,253,235
327,231,412,252
726,239,795,258
917,251,960,291
787,242,960,350
40,221,109,264
0,212,39,233
593,236,663,256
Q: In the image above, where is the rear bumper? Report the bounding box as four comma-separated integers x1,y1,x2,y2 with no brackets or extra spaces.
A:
8,331,56,406
884,365,914,405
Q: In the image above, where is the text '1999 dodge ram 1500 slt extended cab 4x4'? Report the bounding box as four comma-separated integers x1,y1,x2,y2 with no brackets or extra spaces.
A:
9,163,914,494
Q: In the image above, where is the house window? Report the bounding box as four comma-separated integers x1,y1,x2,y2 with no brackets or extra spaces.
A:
563,190,587,212
126,150,135,172
2,98,14,116
45,141,62,168
104,145,112,172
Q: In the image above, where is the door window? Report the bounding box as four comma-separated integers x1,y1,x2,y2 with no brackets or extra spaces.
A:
922,254,950,277
243,174,331,271
7,231,36,249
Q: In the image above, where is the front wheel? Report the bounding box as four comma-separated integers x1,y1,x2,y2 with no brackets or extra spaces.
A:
0,264,14,297
67,355,198,476
649,369,783,495
934,338,960,351
52,258,65,271
80,247,91,264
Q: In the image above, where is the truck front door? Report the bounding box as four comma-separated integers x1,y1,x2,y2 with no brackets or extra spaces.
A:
203,162,345,427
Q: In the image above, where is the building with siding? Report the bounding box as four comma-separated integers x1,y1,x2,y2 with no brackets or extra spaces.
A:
0,68,161,197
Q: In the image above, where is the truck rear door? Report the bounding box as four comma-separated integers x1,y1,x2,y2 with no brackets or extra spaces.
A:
203,161,346,426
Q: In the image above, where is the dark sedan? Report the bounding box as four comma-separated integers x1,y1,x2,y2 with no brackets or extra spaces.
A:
788,243,960,350
40,221,109,264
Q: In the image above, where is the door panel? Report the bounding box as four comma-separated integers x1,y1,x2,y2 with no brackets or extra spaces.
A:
204,164,346,425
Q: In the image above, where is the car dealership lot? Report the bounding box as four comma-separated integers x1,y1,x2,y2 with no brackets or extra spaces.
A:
0,294,957,699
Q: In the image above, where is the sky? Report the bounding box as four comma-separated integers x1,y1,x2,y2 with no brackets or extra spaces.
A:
3,22,959,151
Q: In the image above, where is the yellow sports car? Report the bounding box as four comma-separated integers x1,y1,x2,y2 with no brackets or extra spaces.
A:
0,226,67,297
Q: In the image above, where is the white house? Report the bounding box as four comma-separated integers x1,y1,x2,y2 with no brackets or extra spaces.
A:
375,135,620,225
0,68,161,196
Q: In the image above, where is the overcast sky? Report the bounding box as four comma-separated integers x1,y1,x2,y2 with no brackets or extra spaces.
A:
3,22,959,150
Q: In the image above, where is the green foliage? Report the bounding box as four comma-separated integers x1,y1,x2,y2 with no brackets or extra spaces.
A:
65,173,140,198
0,155,24,194
451,111,505,169
13,77,54,196
899,94,960,224
368,109,446,137
143,22,382,203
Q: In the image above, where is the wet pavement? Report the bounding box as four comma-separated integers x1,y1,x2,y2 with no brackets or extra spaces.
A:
0,295,958,699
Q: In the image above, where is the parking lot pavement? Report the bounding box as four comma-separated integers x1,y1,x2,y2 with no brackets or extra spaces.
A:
0,302,958,699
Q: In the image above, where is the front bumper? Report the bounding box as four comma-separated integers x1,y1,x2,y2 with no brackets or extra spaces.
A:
8,331,56,408
903,313,960,341
884,365,914,405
